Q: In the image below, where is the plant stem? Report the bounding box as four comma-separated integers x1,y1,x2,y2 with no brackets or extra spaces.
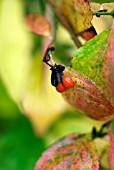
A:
93,10,114,17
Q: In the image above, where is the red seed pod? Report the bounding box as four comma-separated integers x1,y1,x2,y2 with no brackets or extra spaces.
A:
56,83,66,93
62,76,74,88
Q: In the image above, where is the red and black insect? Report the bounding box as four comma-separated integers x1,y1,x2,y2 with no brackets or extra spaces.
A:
43,47,74,92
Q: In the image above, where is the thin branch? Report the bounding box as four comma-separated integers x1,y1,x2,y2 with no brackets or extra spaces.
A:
93,10,114,17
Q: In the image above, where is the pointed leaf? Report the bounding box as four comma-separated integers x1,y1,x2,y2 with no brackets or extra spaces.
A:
59,0,93,34
0,0,31,102
34,133,99,170
48,0,93,46
109,132,114,170
72,24,114,106
26,14,51,36
62,67,114,120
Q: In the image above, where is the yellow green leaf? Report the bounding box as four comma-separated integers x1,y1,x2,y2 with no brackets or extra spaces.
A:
60,0,93,34
0,0,66,135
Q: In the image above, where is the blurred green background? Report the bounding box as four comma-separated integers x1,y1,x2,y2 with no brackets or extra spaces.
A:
0,0,112,169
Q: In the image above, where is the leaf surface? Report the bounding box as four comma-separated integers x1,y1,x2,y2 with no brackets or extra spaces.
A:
72,23,114,106
59,0,93,34
34,133,99,170
109,132,114,170
62,67,114,120
0,0,66,135
0,0,31,102
48,0,93,46
65,24,114,120
26,13,51,36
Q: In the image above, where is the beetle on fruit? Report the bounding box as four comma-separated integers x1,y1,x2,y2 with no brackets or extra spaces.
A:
43,47,74,93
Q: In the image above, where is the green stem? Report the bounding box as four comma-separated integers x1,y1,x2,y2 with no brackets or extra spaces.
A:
93,11,114,17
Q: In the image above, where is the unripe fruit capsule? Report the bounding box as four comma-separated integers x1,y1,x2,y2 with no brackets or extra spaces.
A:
62,76,74,88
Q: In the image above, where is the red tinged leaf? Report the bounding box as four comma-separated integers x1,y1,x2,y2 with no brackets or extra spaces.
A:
34,133,99,170
71,23,114,120
26,14,51,36
109,133,114,170
102,24,114,105
62,67,114,120
80,26,97,41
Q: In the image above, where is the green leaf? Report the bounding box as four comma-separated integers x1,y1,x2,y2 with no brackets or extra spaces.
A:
64,24,114,120
71,29,110,80
0,0,31,102
34,133,99,170
0,0,66,135
71,26,114,105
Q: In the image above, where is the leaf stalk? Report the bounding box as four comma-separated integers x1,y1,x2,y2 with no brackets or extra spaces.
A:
93,10,114,17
